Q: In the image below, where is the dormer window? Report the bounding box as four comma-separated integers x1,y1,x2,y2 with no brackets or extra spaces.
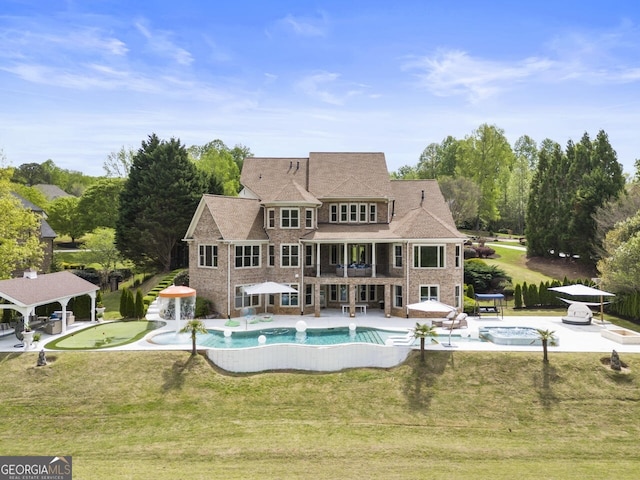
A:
281,208,299,228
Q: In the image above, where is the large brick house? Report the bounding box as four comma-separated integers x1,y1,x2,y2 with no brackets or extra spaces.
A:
184,152,466,319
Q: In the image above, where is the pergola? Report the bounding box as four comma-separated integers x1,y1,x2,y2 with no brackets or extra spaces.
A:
0,271,99,334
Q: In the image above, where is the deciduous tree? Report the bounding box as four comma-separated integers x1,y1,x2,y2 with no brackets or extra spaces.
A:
46,196,86,246
0,170,44,278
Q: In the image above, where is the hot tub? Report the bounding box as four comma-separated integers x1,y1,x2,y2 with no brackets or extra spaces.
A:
479,326,554,346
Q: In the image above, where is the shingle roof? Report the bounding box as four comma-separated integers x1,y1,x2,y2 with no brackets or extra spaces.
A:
308,152,392,199
201,194,268,241
301,223,399,241
0,271,98,307
270,180,321,205
240,157,309,202
390,180,464,239
34,184,72,201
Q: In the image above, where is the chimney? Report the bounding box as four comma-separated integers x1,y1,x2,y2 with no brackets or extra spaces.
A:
296,160,300,171
24,269,37,279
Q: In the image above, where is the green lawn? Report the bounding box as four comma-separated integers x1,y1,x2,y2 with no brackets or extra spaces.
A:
3,350,639,479
484,243,554,285
45,320,163,350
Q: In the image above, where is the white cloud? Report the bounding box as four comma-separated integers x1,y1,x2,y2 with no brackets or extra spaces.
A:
279,13,327,37
134,20,193,66
295,71,368,105
404,49,554,102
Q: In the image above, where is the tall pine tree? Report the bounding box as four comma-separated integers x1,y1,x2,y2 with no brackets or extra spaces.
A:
116,134,207,271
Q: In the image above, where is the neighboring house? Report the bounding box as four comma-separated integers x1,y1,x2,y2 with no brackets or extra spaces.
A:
12,193,57,276
184,152,466,319
34,184,72,201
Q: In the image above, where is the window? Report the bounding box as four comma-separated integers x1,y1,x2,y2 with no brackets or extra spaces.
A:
329,284,348,302
305,208,314,228
455,285,462,309
267,208,275,229
281,208,299,228
349,204,358,222
420,285,439,302
268,244,275,267
330,204,338,223
281,244,299,267
359,204,367,223
358,285,377,302
198,244,217,268
394,244,403,268
455,245,461,268
330,244,339,265
340,204,348,222
281,283,299,307
413,245,445,268
305,284,313,306
235,245,260,268
394,285,403,308
369,203,377,223
305,244,314,266
235,286,260,309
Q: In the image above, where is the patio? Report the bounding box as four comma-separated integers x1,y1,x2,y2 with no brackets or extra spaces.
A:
3,307,640,355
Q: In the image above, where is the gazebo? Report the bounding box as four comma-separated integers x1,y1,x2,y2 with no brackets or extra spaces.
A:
0,270,100,335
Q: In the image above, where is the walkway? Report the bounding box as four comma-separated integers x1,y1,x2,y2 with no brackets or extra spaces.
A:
1,308,639,354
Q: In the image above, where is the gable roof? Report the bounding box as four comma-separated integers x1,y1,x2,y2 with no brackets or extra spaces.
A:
184,194,267,241
240,157,309,202
307,152,392,199
268,180,321,205
34,184,72,201
0,271,98,308
389,180,464,239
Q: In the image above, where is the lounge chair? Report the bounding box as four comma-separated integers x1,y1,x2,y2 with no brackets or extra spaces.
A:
561,303,592,325
442,313,468,329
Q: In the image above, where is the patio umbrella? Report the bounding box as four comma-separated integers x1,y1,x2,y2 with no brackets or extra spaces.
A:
243,282,298,312
406,299,457,314
549,284,615,323
407,300,459,347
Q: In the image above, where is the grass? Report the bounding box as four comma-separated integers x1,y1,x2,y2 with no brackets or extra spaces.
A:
45,320,164,350
484,244,554,285
2,350,639,479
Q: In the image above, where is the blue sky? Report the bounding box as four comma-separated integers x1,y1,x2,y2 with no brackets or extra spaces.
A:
1,0,640,176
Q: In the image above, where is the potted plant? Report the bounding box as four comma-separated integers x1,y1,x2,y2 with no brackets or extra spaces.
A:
22,326,34,351
32,332,42,349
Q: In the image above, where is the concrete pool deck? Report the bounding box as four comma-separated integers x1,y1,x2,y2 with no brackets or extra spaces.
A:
2,308,640,355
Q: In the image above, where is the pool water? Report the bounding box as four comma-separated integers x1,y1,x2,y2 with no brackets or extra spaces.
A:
151,326,403,348
479,326,550,346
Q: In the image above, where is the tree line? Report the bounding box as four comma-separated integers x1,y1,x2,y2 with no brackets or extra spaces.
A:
394,124,627,268
0,136,252,279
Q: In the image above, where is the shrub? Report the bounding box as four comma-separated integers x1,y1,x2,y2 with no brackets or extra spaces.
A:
195,296,212,318
513,284,523,309
173,270,189,286
135,289,145,319
464,259,511,293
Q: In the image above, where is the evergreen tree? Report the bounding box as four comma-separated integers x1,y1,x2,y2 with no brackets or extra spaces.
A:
513,284,523,309
126,289,136,318
135,289,145,319
116,134,207,271
119,288,127,318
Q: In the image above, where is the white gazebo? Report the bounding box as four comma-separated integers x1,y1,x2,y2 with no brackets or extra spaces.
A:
0,270,100,336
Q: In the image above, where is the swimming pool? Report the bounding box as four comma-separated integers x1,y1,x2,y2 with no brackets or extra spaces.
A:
150,326,404,348
479,326,554,346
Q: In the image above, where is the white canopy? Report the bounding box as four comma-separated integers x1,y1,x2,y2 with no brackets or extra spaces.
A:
407,299,457,314
549,284,615,298
243,282,297,295
549,284,614,323
243,282,298,313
